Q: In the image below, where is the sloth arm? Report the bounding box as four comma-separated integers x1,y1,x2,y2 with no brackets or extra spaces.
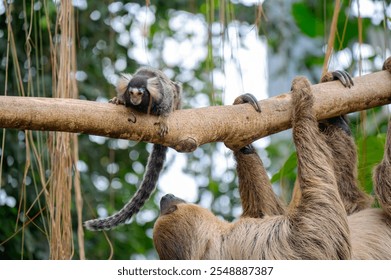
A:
373,116,391,217
232,94,285,218
289,77,351,259
319,71,373,214
373,57,391,217
290,71,373,214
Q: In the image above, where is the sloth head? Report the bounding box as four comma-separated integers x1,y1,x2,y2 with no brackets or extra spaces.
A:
153,194,223,260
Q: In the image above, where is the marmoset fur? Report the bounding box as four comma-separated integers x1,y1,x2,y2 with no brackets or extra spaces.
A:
84,67,181,231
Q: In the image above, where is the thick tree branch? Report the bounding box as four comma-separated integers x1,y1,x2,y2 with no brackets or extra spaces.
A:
1,70,391,152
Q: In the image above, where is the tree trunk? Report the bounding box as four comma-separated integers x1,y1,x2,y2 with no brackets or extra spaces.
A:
1,70,391,152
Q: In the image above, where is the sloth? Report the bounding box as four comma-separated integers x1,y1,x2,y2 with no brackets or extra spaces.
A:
289,71,373,215
153,77,352,260
288,59,391,259
153,59,391,259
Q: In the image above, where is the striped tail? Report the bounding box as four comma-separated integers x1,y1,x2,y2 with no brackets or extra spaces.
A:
84,144,168,231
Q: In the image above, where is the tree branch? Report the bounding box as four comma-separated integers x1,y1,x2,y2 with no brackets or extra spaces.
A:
1,70,391,152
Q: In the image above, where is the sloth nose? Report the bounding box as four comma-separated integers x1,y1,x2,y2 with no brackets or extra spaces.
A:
160,194,177,208
162,193,176,201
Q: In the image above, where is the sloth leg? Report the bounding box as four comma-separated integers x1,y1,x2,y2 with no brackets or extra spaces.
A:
290,76,350,259
318,71,373,215
373,57,391,218
373,119,391,218
232,94,285,217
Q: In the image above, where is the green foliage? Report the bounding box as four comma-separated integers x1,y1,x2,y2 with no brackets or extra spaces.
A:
292,1,373,50
271,151,297,184
357,134,387,193
292,2,324,38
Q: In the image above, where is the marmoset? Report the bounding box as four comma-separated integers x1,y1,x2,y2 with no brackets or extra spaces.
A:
84,67,182,231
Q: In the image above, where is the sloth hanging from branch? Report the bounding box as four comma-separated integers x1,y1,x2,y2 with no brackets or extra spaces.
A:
153,57,391,260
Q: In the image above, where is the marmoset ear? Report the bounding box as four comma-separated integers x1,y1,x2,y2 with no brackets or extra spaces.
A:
146,77,162,100
116,73,133,94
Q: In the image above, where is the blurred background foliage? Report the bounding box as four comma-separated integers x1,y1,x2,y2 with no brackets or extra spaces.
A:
0,0,390,259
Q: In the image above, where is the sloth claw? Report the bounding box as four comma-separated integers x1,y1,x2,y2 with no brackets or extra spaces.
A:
232,93,260,154
321,70,354,88
319,70,353,134
332,70,354,88
233,93,261,113
239,144,255,154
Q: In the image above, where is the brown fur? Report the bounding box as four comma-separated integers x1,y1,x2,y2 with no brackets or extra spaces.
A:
373,57,391,218
238,127,391,259
235,58,391,259
234,145,285,218
232,112,391,259
153,58,391,259
153,77,351,260
373,137,391,218
290,71,373,214
319,123,373,213
239,59,391,259
322,58,391,258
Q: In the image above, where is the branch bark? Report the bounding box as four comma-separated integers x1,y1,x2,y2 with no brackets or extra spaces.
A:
1,70,391,152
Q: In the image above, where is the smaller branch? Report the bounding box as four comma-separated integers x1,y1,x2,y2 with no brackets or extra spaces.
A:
0,70,391,152
322,0,340,76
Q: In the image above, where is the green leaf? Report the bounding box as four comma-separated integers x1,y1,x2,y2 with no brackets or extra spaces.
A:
292,3,324,38
357,134,386,193
271,152,297,184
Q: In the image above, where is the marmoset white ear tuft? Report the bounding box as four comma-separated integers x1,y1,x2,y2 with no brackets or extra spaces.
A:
146,77,162,100
116,73,133,95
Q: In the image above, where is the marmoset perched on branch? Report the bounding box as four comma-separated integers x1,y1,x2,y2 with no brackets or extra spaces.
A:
84,67,182,231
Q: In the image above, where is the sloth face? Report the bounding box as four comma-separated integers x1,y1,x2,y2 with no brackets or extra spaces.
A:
159,193,187,215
